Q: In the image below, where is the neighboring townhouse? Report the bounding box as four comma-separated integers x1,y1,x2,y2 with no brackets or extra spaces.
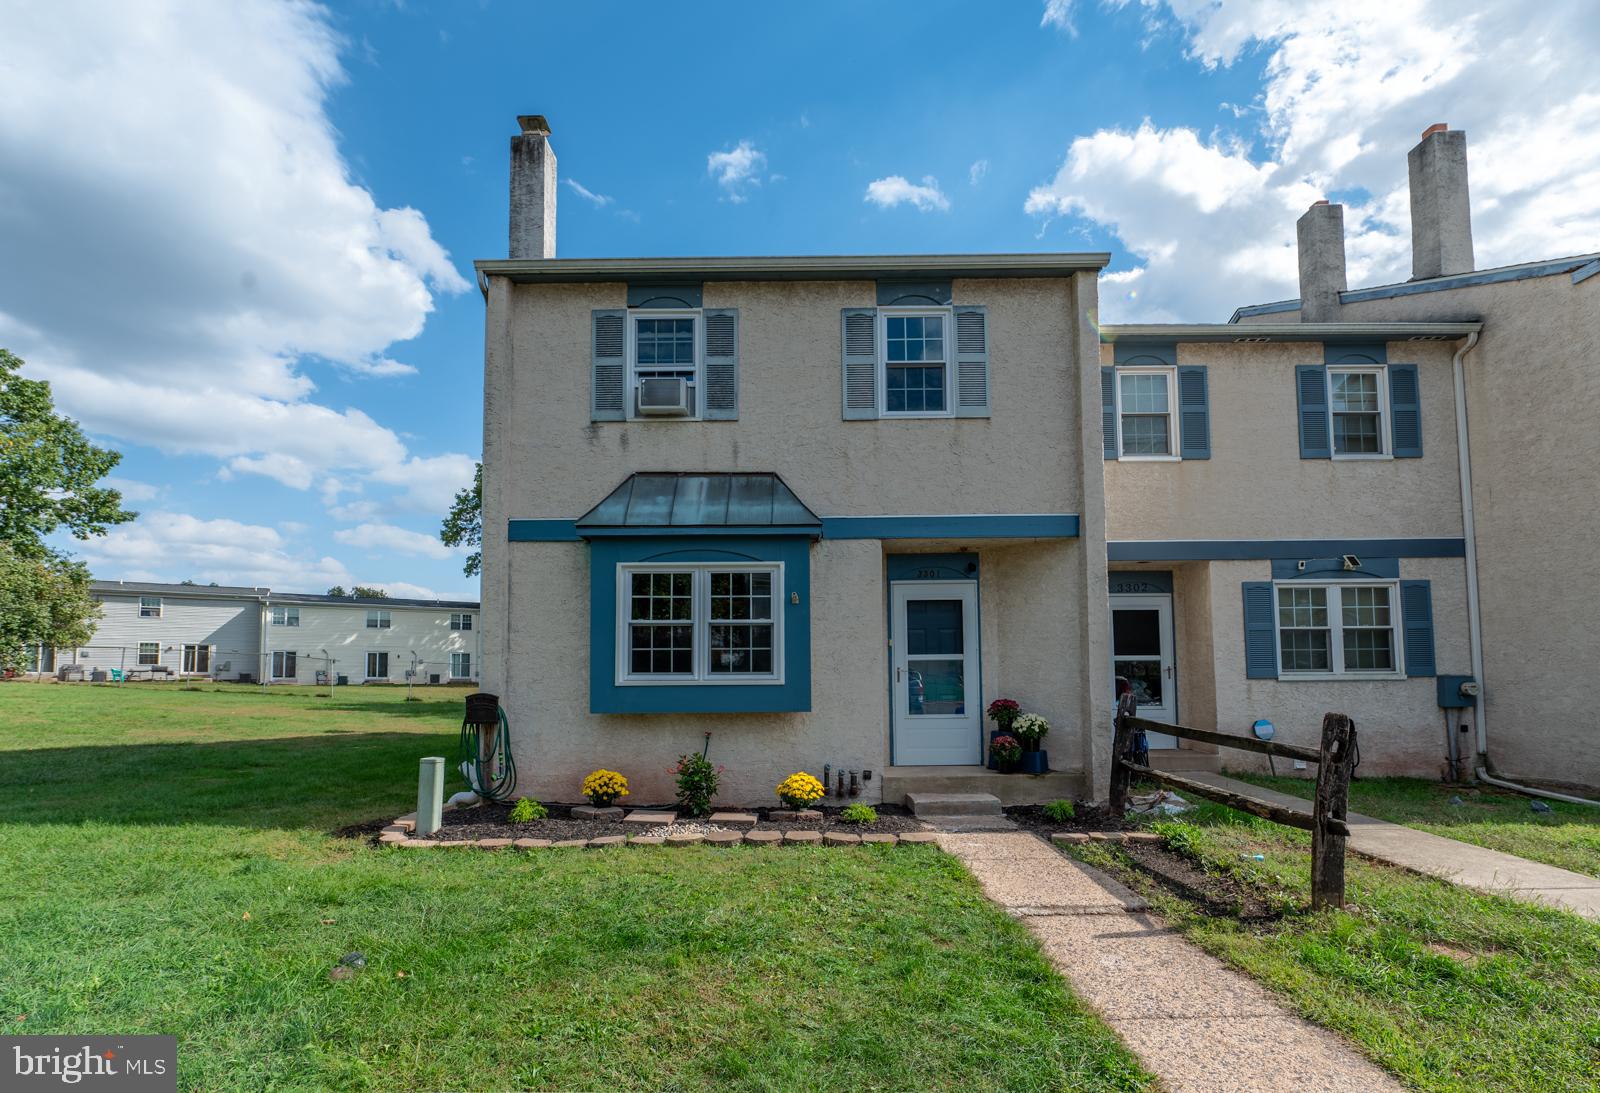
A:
480,117,1114,805
53,581,481,687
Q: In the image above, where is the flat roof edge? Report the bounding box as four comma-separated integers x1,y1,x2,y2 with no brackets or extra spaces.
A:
1102,322,1483,343
475,253,1110,282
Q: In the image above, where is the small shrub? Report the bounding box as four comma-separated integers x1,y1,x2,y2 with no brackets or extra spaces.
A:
775,772,826,810
839,803,878,825
581,769,629,807
508,797,547,823
672,753,722,817
1152,820,1201,860
1042,798,1076,823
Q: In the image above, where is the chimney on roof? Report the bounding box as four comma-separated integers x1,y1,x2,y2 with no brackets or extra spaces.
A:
509,114,556,259
1296,199,1347,322
1408,124,1474,280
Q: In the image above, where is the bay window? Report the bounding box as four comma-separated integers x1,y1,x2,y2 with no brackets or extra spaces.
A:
619,564,782,684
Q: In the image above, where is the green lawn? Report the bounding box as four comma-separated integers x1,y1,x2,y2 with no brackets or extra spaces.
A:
1074,800,1600,1093
1230,772,1600,878
0,683,1148,1092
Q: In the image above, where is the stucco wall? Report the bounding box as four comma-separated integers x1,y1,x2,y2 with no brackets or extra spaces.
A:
1101,340,1464,541
1205,556,1472,777
1335,273,1600,787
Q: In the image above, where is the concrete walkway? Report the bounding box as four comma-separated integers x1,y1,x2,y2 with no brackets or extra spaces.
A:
938,832,1401,1092
1184,772,1600,921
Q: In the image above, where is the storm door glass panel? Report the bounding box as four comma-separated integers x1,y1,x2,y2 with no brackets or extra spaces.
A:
884,315,947,413
1331,371,1383,454
1277,586,1331,672
629,571,694,675
1112,608,1164,706
708,570,774,676
905,598,966,715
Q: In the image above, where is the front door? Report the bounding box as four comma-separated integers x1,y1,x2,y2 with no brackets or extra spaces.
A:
1110,595,1177,748
891,581,980,765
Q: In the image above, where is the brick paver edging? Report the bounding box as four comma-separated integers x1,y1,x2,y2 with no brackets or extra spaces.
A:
379,815,940,850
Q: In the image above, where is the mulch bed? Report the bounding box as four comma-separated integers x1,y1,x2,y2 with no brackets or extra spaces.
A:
1109,840,1283,921
1004,802,1129,834
376,800,929,842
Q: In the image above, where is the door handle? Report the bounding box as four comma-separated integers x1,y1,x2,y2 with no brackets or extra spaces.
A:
896,667,903,682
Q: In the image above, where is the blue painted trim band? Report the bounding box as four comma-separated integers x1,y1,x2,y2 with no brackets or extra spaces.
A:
1107,538,1465,562
580,525,821,540
508,519,580,541
822,514,1080,539
1271,556,1400,580
1574,258,1600,285
1341,255,1600,303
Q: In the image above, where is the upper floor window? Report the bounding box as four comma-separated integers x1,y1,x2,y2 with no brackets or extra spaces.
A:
366,609,391,629
271,606,299,627
1276,582,1400,678
630,310,699,419
1115,368,1177,458
1329,367,1387,457
881,310,951,417
618,564,783,684
450,612,473,631
139,595,162,618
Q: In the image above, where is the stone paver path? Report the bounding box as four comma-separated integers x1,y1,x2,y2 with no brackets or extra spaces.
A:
938,832,1402,1093
1186,772,1600,921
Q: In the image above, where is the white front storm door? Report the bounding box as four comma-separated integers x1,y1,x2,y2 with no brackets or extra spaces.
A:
1110,594,1177,748
891,581,981,765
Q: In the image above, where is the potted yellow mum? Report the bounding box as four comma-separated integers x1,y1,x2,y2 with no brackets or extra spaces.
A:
775,772,825,811
581,769,629,807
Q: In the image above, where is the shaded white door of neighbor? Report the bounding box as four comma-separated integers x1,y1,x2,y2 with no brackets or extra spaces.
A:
891,581,981,765
1111,595,1177,748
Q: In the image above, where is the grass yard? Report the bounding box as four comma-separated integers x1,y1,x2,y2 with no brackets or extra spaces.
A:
1232,772,1600,878
0,683,1149,1092
1073,798,1600,1093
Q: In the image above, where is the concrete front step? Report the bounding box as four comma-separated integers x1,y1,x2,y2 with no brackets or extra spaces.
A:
904,792,1003,817
886,765,1086,807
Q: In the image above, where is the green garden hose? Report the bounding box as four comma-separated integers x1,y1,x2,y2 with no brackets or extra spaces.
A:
459,705,517,802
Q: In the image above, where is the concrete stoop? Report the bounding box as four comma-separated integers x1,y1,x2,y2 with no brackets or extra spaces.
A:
885,765,1085,806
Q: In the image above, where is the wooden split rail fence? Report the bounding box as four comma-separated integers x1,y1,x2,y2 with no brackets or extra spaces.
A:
1110,695,1358,910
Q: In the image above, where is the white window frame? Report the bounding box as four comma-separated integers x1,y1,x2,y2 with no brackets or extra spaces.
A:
139,596,162,618
137,641,160,666
271,650,297,679
627,308,702,421
182,643,212,674
365,651,389,680
615,562,785,686
1273,579,1405,681
1113,366,1180,461
450,651,472,679
878,306,955,419
365,609,391,630
1327,365,1391,461
450,612,473,631
271,606,299,627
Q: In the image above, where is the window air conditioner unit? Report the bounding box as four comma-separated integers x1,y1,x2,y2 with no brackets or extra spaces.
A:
637,377,691,416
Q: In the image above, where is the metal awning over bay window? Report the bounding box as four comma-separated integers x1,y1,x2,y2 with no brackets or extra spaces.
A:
575,472,822,539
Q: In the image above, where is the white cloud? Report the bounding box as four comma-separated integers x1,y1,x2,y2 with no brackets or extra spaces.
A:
0,1,473,504
564,178,613,207
969,159,989,186
375,580,444,600
1041,0,1077,34
864,175,951,213
706,140,767,202
1029,0,1600,320
332,522,457,560
102,477,162,502
76,511,351,590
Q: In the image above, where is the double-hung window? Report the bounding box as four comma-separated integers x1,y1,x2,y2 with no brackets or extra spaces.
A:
619,564,783,683
1276,582,1401,677
271,606,299,627
881,310,951,416
139,596,162,618
450,612,473,631
630,310,699,418
1329,367,1387,457
138,641,160,665
366,610,391,630
1114,367,1177,458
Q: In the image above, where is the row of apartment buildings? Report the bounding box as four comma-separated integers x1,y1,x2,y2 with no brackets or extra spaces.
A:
476,116,1597,806
30,582,480,687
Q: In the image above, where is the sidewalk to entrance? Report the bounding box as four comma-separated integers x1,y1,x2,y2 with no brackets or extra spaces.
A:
1184,772,1600,921
938,832,1402,1092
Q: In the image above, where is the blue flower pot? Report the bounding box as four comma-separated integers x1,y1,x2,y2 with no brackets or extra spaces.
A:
1019,751,1049,775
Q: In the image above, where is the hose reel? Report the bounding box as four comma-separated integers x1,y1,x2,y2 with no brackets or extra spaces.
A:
459,692,517,802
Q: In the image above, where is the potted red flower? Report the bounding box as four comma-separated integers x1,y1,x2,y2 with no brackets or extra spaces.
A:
988,734,1022,773
986,698,1021,770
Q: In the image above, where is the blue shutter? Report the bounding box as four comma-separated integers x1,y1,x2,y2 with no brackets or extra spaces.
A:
841,308,878,419
1296,364,1330,458
1401,580,1435,676
702,308,738,420
1177,365,1210,459
591,309,626,422
953,305,990,417
1242,581,1278,679
1388,364,1422,457
1101,367,1117,459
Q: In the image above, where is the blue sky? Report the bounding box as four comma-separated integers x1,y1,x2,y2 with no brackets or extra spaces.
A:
3,1,1595,599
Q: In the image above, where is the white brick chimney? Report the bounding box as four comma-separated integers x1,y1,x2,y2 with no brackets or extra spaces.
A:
509,114,556,259
1296,199,1348,322
1408,123,1474,280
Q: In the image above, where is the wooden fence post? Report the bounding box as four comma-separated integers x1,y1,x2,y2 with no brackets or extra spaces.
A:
1109,692,1137,814
1311,712,1356,911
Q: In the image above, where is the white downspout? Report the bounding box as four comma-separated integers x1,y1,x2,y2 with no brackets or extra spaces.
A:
1455,331,1600,807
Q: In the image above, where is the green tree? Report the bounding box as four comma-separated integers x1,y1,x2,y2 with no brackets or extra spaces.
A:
351,586,388,599
0,348,135,668
326,585,348,597
440,461,481,577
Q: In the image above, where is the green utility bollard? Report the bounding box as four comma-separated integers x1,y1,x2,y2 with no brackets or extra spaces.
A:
417,756,445,836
